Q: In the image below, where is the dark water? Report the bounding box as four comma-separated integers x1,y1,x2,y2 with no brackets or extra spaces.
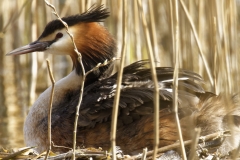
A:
0,108,25,150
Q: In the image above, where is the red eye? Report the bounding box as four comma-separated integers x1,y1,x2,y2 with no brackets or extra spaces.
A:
56,32,63,39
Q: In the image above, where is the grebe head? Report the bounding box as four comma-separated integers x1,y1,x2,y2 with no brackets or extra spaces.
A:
7,5,116,79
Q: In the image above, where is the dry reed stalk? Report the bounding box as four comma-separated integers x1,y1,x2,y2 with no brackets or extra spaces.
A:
229,0,239,93
133,0,142,61
188,128,201,160
213,17,219,94
79,0,86,13
171,0,187,159
197,0,204,76
24,0,33,107
215,1,237,153
1,0,30,34
59,0,71,17
137,0,159,159
114,1,123,60
85,0,92,11
180,0,213,86
100,0,107,6
148,0,160,65
44,60,55,160
111,0,127,159
169,0,175,64
141,148,147,160
221,0,232,94
44,1,85,159
29,0,37,107
0,0,5,116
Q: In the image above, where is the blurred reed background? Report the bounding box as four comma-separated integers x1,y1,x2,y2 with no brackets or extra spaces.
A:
0,0,239,151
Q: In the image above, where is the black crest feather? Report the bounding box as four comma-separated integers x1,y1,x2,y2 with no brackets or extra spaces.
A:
39,5,109,39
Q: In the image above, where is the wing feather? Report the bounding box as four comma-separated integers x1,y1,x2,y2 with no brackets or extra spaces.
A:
49,60,205,128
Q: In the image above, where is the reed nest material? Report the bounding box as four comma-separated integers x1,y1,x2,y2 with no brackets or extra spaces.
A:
0,131,234,159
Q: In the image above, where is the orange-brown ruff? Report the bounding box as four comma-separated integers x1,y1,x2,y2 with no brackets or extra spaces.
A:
7,5,240,157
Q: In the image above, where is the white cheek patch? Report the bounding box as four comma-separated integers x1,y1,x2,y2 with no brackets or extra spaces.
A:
47,34,73,55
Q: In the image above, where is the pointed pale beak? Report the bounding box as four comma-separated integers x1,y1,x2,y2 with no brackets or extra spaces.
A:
6,41,50,56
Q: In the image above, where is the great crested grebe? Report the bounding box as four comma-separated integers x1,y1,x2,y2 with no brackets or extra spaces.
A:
7,5,240,157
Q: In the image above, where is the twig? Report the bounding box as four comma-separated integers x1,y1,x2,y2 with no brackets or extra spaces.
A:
32,151,47,160
111,1,127,159
44,1,85,159
44,59,55,160
137,0,159,159
171,0,187,159
179,0,214,86
72,64,85,160
85,58,119,77
51,141,73,152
